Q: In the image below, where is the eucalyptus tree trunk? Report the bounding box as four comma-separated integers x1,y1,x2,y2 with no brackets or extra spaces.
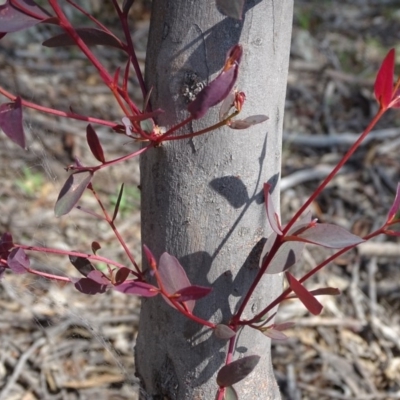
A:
136,1,293,399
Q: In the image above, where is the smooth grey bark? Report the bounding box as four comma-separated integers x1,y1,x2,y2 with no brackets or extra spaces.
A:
136,1,293,399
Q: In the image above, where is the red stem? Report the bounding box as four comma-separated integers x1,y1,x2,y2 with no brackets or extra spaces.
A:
242,227,385,325
0,86,118,128
282,107,386,235
232,107,387,325
111,0,148,101
88,184,142,277
48,1,140,116
15,243,140,277
216,333,237,400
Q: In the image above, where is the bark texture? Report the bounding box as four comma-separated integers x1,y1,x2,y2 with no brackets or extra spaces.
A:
136,1,293,399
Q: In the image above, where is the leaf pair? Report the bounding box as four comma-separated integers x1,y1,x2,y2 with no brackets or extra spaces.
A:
70,254,158,296
187,45,243,120
70,246,213,306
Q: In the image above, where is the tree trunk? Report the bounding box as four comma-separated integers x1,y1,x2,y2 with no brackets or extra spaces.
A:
136,1,293,399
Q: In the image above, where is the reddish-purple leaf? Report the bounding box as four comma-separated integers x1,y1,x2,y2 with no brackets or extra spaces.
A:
216,0,245,20
265,240,305,274
73,277,108,295
112,184,124,222
259,232,277,268
272,321,296,331
216,355,260,387
158,252,194,311
0,0,50,33
285,287,341,300
0,232,14,258
0,232,13,268
114,266,131,285
285,212,313,235
387,182,400,222
87,270,110,285
391,88,400,108
8,247,30,274
214,324,236,340
263,183,282,235
69,255,95,277
54,171,93,217
0,96,26,149
86,124,105,163
140,118,154,134
308,287,340,297
385,225,400,236
114,280,159,297
263,329,289,341
91,241,101,255
219,90,235,121
43,27,125,50
374,48,395,109
122,0,135,15
188,45,243,119
12,0,50,19
221,386,238,400
286,272,323,315
229,115,269,130
294,223,364,248
173,285,212,302
143,244,157,271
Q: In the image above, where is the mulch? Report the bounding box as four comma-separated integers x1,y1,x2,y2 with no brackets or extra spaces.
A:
0,1,400,399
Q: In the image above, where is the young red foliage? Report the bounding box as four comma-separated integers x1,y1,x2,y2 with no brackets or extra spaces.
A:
374,48,395,110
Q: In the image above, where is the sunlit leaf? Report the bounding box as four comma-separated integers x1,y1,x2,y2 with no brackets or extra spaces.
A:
43,27,125,50
158,252,194,311
54,171,93,217
8,247,29,274
263,183,282,235
173,285,212,302
286,272,323,315
219,90,235,121
86,124,105,163
265,240,305,274
272,321,296,331
263,329,289,341
229,115,269,130
292,223,364,248
214,324,236,340
216,355,260,387
0,96,26,149
114,280,159,297
188,45,242,119
374,48,395,109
